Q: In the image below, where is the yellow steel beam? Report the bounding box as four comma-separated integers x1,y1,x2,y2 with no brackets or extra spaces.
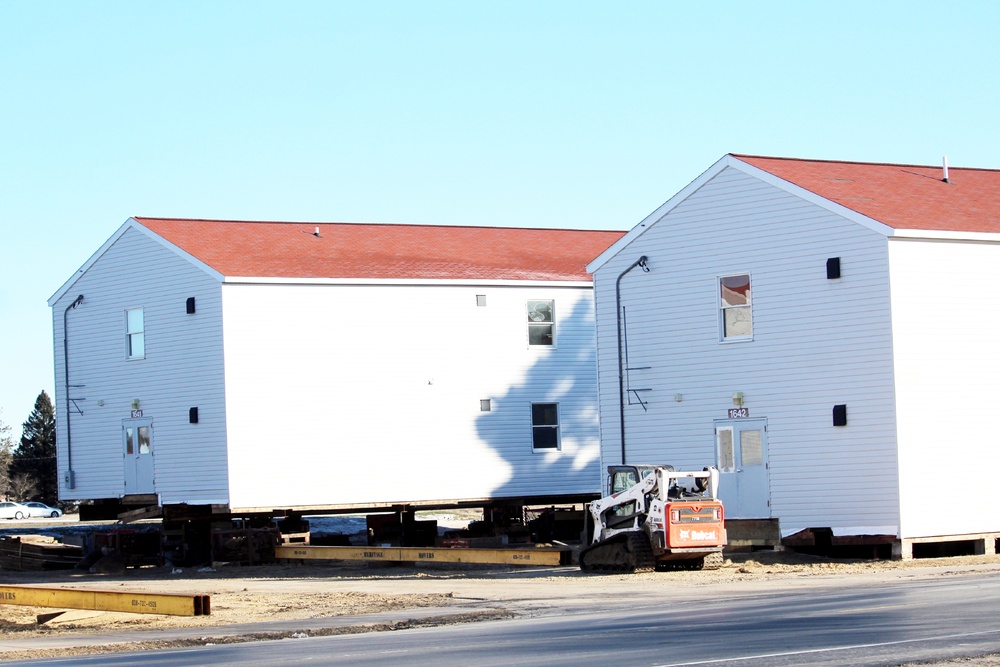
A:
276,544,569,566
0,585,210,616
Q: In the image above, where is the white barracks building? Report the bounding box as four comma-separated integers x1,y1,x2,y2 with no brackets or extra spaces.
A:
588,155,1000,558
49,218,624,516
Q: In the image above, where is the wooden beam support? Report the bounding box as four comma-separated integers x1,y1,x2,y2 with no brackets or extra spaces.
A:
0,585,210,616
37,609,103,625
120,494,159,506
276,544,570,567
117,504,163,523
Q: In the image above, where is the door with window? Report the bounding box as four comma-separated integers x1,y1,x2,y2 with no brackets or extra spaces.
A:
715,419,770,518
123,418,155,494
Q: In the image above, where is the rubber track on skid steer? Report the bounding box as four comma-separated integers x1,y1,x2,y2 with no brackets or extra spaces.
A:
579,532,655,573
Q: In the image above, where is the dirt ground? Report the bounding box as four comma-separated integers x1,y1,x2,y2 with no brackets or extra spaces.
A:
2,549,1000,663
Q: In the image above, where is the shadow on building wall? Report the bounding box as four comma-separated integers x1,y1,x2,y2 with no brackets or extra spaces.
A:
475,297,603,500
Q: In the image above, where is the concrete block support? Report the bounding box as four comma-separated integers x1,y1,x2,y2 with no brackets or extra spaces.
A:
895,533,998,561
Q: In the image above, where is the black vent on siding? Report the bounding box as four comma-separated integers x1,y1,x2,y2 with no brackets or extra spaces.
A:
189,407,199,424
826,257,841,280
186,297,196,314
832,404,847,426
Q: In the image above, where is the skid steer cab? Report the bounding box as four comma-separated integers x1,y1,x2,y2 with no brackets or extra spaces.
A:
579,465,726,573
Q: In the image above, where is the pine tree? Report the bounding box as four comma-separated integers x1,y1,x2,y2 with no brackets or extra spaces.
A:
11,391,57,503
0,410,13,499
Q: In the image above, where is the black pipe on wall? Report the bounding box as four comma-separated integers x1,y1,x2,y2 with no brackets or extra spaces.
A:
62,294,84,489
615,256,648,465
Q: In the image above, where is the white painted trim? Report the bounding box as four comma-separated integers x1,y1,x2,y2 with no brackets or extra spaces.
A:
889,229,1000,242
220,276,594,288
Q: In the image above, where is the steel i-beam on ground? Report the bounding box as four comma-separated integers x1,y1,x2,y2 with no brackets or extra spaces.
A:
0,585,210,616
276,544,571,566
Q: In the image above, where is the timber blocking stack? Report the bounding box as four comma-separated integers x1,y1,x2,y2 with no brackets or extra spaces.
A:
0,535,84,571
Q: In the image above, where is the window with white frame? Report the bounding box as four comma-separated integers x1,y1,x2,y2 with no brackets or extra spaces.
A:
126,308,145,358
719,274,752,340
527,300,554,346
531,402,559,450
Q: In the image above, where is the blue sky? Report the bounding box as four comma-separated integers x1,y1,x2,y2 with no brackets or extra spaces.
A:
1,1,998,429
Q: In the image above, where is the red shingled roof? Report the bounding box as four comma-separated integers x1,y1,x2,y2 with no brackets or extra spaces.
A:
733,155,1000,234
133,218,626,281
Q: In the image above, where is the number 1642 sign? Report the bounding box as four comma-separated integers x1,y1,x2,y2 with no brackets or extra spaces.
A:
728,408,749,419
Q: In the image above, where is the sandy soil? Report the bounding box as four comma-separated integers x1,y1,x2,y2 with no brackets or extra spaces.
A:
2,550,1000,662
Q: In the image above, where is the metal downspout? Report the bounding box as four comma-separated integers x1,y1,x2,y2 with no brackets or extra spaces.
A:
62,294,84,489
616,256,648,465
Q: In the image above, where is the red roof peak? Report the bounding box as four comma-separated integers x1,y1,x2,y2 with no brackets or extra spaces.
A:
132,216,609,234
730,155,1000,233
132,217,626,281
731,153,1000,173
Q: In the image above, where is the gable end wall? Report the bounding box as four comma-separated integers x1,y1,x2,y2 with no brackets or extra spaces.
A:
52,228,228,503
593,166,901,537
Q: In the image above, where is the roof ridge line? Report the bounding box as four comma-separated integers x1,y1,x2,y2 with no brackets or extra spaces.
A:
132,217,625,234
730,153,1000,173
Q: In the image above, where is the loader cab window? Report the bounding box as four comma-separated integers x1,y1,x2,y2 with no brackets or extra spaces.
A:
611,469,638,494
608,465,660,495
606,467,640,521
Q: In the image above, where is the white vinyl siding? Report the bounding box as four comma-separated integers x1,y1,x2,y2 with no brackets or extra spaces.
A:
51,227,228,503
889,238,1000,539
592,166,900,537
221,283,600,510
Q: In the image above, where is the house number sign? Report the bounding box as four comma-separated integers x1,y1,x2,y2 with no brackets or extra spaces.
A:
727,408,749,419
131,409,144,418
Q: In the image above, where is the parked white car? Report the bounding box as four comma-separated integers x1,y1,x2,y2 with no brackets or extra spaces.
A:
0,501,30,520
22,502,63,518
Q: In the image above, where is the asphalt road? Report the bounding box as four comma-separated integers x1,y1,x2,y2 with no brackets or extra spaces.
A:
9,570,1000,666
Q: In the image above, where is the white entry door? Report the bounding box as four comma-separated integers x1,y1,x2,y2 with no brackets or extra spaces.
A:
123,418,155,494
715,419,770,519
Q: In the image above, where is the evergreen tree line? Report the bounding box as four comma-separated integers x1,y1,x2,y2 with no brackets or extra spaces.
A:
0,390,58,504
